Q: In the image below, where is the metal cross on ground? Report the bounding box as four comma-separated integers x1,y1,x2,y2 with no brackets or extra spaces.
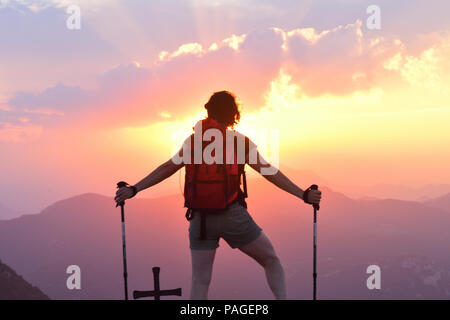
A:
133,267,182,300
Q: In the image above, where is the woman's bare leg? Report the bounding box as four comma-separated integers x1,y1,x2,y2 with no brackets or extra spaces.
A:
239,232,287,299
190,249,216,300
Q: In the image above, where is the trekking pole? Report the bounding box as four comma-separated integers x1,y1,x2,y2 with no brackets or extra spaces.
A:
116,181,129,300
310,184,320,300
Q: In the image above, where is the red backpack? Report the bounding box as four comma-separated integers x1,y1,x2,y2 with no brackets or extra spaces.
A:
184,118,247,214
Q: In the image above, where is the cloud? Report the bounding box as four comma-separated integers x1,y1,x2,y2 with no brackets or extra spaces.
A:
2,20,447,138
4,83,91,127
158,34,247,62
0,0,126,95
9,83,92,112
383,35,450,91
2,27,285,130
283,20,405,96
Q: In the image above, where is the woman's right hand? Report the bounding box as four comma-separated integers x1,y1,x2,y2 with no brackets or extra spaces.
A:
114,186,135,204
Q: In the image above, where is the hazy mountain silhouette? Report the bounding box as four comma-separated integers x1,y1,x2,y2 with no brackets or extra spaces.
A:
0,259,49,300
425,193,450,213
0,176,449,299
340,183,450,202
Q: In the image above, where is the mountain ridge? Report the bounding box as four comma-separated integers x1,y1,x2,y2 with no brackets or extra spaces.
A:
0,183,449,299
0,259,49,300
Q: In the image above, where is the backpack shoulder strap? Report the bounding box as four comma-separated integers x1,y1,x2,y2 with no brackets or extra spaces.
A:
234,135,248,198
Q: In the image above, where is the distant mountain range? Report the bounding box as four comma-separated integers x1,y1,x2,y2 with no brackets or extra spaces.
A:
0,176,449,299
0,259,49,300
425,193,450,212
1,167,449,220
339,183,450,202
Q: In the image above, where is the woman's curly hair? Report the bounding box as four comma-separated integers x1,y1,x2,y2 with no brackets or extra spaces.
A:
204,91,241,128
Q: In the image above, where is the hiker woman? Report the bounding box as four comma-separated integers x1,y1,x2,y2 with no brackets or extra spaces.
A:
115,91,322,300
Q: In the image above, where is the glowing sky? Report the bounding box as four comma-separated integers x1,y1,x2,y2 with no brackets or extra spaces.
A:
1,0,450,213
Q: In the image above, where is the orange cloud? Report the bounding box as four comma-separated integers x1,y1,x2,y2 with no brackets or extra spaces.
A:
384,37,450,90
5,21,449,136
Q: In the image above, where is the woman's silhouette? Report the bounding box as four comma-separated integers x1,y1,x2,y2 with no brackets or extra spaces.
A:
115,91,322,299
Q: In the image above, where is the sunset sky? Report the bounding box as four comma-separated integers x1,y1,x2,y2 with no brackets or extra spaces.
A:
1,0,450,214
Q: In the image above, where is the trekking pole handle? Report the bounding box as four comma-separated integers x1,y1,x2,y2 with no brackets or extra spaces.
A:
310,184,320,211
116,181,129,207
117,181,128,188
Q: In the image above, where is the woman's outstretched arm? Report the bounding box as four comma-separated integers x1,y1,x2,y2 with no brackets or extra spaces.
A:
114,159,183,204
135,159,183,192
248,151,321,205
